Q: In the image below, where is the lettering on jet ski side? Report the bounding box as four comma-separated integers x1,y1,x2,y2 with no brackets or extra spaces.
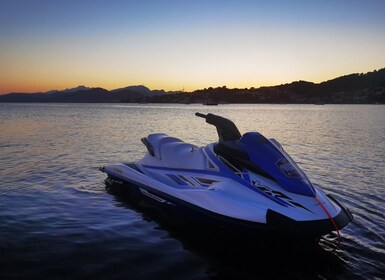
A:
252,181,313,213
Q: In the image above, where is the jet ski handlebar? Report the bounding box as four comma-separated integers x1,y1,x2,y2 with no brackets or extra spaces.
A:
195,112,242,142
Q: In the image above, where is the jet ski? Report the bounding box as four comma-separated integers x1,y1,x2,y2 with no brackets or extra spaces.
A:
100,112,353,237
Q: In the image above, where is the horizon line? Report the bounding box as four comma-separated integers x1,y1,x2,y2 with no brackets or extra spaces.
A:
1,67,384,95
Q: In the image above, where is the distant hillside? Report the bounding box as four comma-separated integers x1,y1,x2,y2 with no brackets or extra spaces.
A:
0,85,177,103
150,68,385,104
1,68,384,103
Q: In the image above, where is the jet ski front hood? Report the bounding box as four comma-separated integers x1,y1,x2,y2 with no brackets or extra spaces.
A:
241,132,316,197
219,132,316,197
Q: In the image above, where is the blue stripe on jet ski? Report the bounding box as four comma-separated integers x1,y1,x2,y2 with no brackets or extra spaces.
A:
242,172,251,184
142,151,290,207
204,147,291,207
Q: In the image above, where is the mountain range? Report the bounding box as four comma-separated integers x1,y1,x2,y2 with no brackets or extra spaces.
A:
1,68,384,104
0,85,174,103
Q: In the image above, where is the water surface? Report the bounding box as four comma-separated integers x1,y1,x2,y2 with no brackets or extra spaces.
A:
1,103,384,279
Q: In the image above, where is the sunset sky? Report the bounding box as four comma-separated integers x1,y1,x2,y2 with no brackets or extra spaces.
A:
1,0,385,93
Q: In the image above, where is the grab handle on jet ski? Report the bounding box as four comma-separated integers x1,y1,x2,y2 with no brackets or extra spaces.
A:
195,112,241,142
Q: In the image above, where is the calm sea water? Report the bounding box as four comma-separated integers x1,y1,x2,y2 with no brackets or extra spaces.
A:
0,103,384,279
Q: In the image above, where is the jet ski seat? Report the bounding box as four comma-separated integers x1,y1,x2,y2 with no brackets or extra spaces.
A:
143,133,181,159
141,133,206,169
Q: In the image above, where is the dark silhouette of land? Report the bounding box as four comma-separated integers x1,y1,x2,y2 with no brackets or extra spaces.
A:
1,68,384,104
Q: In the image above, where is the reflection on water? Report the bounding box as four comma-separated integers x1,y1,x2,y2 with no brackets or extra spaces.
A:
0,103,384,279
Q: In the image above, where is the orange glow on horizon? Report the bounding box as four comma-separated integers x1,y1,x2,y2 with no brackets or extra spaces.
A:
1,63,384,95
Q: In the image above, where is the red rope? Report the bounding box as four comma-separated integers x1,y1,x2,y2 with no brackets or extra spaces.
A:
313,196,342,251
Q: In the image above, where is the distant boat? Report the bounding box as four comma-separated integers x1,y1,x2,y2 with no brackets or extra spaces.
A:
203,101,218,106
